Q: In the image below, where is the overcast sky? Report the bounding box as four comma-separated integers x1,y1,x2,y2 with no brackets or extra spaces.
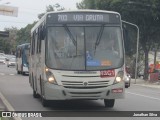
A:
0,0,82,30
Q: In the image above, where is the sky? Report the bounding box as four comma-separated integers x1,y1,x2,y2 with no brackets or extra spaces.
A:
0,0,82,30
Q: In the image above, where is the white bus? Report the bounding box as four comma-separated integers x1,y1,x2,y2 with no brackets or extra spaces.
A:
29,10,126,107
16,43,30,75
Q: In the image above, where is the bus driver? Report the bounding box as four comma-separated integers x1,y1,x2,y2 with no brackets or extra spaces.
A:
94,38,119,67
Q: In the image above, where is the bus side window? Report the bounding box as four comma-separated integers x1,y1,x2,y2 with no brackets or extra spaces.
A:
36,28,40,54
31,33,33,55
19,49,22,58
39,25,45,53
41,23,45,40
31,32,36,55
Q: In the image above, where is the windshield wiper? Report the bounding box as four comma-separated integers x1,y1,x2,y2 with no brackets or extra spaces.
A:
64,25,77,46
95,25,104,46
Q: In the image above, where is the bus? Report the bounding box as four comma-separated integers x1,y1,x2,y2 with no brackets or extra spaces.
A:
29,10,128,107
16,43,30,75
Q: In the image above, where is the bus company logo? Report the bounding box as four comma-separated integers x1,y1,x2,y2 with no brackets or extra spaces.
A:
2,112,11,117
83,81,88,86
1,112,42,117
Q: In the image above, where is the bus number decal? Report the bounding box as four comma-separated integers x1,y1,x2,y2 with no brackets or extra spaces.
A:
58,15,67,22
100,70,115,78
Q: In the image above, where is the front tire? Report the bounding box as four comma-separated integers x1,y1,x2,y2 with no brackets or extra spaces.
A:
125,85,129,88
33,90,40,98
17,71,20,74
41,96,49,107
22,72,25,75
104,99,115,108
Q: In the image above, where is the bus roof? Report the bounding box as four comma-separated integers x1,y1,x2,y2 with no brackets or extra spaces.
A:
46,10,120,16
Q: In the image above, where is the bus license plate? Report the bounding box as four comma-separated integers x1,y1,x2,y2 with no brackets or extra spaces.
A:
100,70,115,78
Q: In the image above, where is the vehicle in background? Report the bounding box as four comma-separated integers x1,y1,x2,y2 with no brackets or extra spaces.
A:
0,53,5,56
5,54,16,64
124,73,131,88
16,43,30,75
138,71,144,78
7,57,16,67
0,56,6,64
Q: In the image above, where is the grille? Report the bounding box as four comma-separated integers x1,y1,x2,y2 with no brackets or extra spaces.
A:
68,91,103,98
61,80,109,89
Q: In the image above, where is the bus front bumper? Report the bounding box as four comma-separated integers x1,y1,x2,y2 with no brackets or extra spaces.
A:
23,66,29,73
43,82,125,100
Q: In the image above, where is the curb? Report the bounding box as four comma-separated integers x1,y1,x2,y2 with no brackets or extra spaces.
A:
0,92,22,120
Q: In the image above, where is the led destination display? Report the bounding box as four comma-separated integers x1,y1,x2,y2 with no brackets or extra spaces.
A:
47,12,120,24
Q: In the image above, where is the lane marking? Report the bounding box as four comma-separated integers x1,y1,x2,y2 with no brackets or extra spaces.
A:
126,91,160,101
0,73,16,76
0,92,22,120
0,73,5,75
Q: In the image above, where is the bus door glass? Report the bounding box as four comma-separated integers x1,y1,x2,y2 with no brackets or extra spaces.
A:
46,25,123,70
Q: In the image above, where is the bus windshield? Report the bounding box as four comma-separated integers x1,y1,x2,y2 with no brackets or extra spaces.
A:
24,48,30,64
46,25,123,70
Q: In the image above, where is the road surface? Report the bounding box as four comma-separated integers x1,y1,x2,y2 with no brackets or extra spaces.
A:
0,64,160,120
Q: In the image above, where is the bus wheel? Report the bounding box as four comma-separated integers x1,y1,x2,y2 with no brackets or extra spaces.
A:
41,96,48,107
104,99,115,108
33,90,40,98
17,71,20,74
22,72,25,75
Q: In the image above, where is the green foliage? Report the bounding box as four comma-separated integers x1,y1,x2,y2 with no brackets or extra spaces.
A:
0,27,18,54
16,22,36,45
1,4,65,54
0,37,10,54
38,4,65,19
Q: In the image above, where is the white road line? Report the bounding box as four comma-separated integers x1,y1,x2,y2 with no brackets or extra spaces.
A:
132,84,160,89
0,73,15,76
10,74,15,76
126,91,160,101
0,92,22,120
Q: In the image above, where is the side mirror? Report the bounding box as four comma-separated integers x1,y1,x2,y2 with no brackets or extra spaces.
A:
122,22,138,56
122,20,139,80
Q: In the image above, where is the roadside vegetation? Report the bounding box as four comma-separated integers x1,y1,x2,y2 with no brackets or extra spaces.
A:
0,0,160,80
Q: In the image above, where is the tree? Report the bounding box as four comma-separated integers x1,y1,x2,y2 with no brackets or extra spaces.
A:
16,4,65,48
0,27,19,54
16,4,65,46
16,22,36,45
38,4,65,19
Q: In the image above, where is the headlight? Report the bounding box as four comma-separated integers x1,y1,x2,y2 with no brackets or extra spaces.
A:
116,77,122,82
45,68,57,84
125,76,129,81
48,76,56,83
114,71,124,84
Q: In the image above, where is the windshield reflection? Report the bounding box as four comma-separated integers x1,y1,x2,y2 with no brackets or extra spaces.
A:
46,25,123,70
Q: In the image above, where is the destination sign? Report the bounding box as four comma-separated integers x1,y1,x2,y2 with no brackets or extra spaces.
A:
57,14,106,22
47,12,120,24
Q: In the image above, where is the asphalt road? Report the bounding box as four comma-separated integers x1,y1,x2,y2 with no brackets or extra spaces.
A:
0,64,160,120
